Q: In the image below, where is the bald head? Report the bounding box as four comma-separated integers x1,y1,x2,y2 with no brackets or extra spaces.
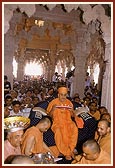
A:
83,139,100,154
37,117,52,132
39,116,52,125
98,119,111,127
11,155,34,164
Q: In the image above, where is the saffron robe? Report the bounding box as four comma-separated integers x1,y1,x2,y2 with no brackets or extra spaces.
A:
21,126,59,157
47,98,78,156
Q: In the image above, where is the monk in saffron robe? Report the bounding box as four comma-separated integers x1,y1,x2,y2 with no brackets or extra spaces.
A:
47,86,78,160
95,119,111,156
21,117,59,157
72,139,111,164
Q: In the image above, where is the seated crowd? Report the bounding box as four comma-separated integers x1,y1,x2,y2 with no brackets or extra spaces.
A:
4,77,111,164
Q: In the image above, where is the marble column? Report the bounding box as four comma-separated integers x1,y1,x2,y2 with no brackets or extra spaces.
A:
101,43,111,112
90,66,94,84
71,53,86,98
61,65,66,82
17,58,25,81
4,33,15,88
49,49,56,82
17,49,25,81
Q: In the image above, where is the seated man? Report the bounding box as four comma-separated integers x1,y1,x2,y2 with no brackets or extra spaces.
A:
9,100,23,116
29,107,56,147
95,119,111,156
72,139,111,164
88,102,100,120
4,129,24,161
21,116,59,157
4,95,13,111
100,113,111,123
72,96,82,110
47,86,78,160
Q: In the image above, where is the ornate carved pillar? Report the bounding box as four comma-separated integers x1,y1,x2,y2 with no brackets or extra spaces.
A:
61,64,66,82
101,43,111,112
17,49,25,81
71,49,86,98
44,65,49,80
90,66,94,84
49,48,56,81
4,33,15,88
4,10,23,87
97,63,104,92
17,59,25,81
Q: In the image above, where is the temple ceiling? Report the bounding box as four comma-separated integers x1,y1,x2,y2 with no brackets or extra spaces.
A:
4,3,111,69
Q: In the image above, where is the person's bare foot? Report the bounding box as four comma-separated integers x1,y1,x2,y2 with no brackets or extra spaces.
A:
65,155,72,160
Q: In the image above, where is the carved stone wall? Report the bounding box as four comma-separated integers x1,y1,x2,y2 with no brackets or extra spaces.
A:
4,4,112,112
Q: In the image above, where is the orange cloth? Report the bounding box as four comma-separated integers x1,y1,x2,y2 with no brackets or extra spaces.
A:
58,87,68,93
21,126,59,157
75,116,84,128
47,98,78,156
77,149,111,164
95,132,111,156
88,110,101,120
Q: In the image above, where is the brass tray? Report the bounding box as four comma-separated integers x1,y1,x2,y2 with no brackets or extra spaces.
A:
4,116,30,132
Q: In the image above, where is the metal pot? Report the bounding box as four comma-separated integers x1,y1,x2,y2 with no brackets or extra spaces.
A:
31,152,54,164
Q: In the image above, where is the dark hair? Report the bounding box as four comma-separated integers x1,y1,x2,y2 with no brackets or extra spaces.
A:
48,87,54,92
73,96,80,100
89,101,97,107
4,75,8,80
4,155,16,164
92,97,98,100
32,96,39,101
12,100,21,106
83,97,91,101
5,95,12,100
99,106,108,113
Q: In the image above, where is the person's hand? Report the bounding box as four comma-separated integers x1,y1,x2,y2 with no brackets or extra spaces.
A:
69,107,74,112
67,107,74,117
51,104,58,111
71,159,77,164
74,154,82,162
71,155,82,164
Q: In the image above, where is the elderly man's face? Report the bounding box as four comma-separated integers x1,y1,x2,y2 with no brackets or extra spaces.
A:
58,93,67,102
8,130,24,147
